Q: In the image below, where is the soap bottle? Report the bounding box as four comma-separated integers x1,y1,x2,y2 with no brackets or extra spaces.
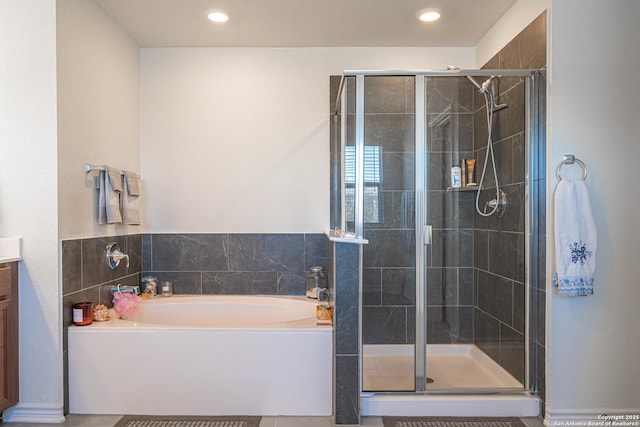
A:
451,164,462,188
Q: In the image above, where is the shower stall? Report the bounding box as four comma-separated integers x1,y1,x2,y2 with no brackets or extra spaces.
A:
330,69,545,417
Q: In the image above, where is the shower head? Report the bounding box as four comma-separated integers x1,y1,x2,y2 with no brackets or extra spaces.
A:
446,65,507,111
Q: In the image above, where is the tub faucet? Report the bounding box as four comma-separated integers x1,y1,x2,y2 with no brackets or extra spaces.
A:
105,242,130,269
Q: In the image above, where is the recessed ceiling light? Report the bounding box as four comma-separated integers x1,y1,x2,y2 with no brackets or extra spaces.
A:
207,9,230,23
416,8,441,22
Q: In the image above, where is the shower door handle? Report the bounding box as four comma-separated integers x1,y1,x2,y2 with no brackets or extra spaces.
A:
424,225,432,245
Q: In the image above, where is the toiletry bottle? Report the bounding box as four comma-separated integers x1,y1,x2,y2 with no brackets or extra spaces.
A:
465,158,477,185
460,159,467,187
451,164,462,188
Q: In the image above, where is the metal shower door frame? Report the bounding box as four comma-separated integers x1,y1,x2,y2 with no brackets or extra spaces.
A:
414,75,428,391
339,69,540,396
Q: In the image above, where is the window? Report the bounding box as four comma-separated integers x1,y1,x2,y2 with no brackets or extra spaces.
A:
344,145,383,224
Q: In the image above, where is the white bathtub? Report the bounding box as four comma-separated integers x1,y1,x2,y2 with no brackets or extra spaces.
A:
68,295,332,416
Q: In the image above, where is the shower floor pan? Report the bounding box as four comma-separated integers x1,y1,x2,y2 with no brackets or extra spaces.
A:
362,344,539,417
363,344,522,391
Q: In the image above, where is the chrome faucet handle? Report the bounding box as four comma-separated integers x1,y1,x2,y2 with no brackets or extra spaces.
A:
105,242,130,269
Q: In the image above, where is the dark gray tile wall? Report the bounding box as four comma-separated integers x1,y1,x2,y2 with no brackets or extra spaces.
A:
61,233,143,413
142,233,327,295
329,241,361,425
62,234,143,345
474,11,547,391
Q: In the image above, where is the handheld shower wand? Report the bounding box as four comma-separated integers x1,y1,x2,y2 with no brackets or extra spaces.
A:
446,65,508,217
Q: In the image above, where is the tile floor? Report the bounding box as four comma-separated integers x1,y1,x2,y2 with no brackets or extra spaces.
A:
3,415,546,427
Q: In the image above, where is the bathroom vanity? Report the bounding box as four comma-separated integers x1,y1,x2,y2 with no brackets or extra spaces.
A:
0,261,18,415
0,239,20,417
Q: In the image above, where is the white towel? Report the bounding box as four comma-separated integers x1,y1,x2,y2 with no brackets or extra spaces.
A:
122,170,140,225
552,179,597,296
97,166,123,224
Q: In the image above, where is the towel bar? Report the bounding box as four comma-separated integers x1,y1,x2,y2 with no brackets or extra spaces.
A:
556,154,587,181
85,163,138,177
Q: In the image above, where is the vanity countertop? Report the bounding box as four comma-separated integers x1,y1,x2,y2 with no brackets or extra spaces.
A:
0,238,21,263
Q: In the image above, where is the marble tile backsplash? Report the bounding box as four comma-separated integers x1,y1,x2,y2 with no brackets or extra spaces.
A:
62,234,142,350
143,233,327,296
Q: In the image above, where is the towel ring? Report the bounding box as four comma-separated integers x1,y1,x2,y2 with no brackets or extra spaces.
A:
556,154,587,181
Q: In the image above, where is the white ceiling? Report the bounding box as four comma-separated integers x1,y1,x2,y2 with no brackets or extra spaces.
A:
92,0,517,48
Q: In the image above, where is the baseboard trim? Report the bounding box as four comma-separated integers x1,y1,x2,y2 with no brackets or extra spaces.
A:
2,402,65,424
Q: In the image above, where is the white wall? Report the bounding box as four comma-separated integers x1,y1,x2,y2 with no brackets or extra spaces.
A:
548,0,640,419
0,0,62,422
57,0,140,240
475,0,551,67
141,47,474,233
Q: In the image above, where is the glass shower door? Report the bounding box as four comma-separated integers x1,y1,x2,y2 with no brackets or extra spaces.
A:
422,73,530,392
422,75,478,390
352,70,536,395
361,75,418,392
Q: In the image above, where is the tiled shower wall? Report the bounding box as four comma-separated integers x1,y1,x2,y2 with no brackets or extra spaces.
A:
473,11,547,394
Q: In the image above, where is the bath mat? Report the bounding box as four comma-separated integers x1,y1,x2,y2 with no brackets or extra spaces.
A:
114,415,262,427
382,417,528,427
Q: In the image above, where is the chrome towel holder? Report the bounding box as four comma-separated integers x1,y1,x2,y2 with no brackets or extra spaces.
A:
85,163,139,178
556,154,587,181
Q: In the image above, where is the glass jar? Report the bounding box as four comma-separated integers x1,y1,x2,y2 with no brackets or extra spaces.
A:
161,280,174,297
141,276,158,297
72,302,93,326
305,266,326,299
317,287,330,307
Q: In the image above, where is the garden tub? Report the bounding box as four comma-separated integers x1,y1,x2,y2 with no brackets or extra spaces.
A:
68,295,332,416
